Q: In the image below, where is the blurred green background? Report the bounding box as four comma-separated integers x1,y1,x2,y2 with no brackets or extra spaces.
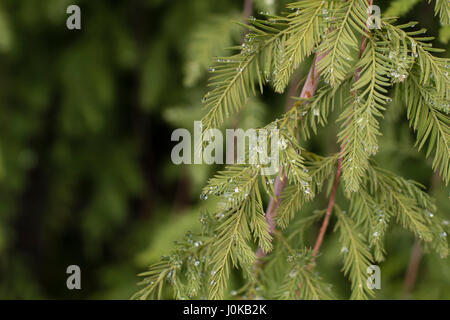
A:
0,0,448,299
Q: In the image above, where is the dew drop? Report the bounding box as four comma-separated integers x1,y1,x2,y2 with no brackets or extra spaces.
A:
195,241,203,247
424,210,434,218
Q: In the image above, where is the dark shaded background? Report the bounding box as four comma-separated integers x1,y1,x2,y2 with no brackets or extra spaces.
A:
0,0,448,299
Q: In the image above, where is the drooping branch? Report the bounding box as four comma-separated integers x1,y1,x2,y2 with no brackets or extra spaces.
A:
312,0,374,256
256,53,325,261
403,171,442,295
313,157,343,255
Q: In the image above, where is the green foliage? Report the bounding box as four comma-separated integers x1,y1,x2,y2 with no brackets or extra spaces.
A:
272,1,325,92
439,25,450,44
201,14,287,131
204,166,266,299
403,76,450,184
184,14,242,87
338,34,391,193
276,249,335,300
385,0,421,18
317,0,368,86
0,4,12,52
291,85,344,140
0,0,252,299
381,20,450,183
430,0,450,25
277,153,338,229
2,0,447,301
334,206,374,300
136,0,449,301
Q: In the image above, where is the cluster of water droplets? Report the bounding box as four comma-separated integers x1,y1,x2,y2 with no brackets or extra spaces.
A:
241,36,257,57
322,8,330,22
368,207,386,242
387,50,412,84
376,209,385,224
301,178,313,196
265,178,275,187
200,185,226,201
202,178,249,211
209,270,218,286
422,209,449,258
364,142,379,156
289,6,301,17
199,190,209,201
313,108,320,117
287,251,304,263
410,40,419,58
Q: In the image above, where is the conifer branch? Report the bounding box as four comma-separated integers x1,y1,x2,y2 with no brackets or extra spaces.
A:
313,0,373,255
313,156,342,255
256,52,324,261
135,0,450,301
334,206,375,300
428,0,450,25
272,1,326,92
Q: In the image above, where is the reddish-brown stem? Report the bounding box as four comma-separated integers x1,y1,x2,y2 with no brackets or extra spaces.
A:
243,0,254,20
403,172,441,295
403,239,423,295
312,157,343,255
256,53,326,261
311,0,373,256
259,0,374,261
